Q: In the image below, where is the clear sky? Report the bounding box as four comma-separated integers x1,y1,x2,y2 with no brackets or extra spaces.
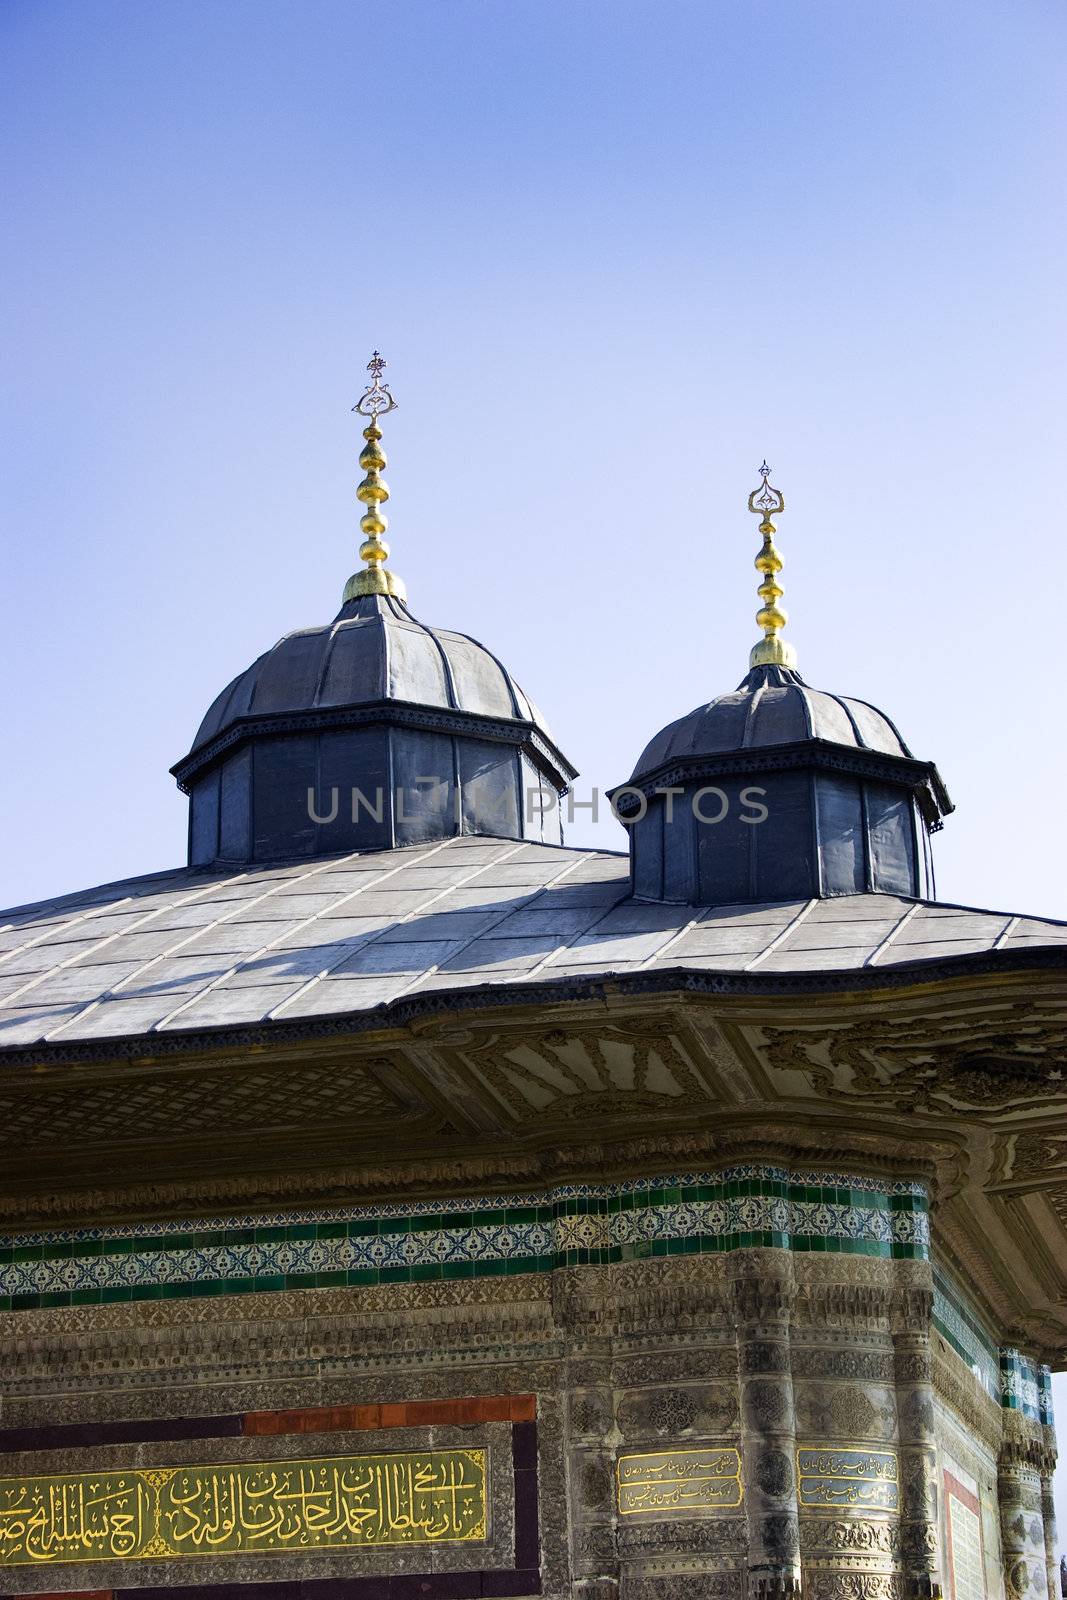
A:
3,0,1067,1534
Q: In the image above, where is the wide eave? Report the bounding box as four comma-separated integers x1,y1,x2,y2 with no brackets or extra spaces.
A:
1,837,1066,1360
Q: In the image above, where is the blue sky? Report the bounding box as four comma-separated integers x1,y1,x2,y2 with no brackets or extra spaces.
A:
3,0,1065,917
2,0,1067,1549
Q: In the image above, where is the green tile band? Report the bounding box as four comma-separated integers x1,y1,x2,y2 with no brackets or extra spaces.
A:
0,1166,929,1314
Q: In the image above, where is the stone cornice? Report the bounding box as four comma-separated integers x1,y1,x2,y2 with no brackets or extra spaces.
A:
2,955,1064,1072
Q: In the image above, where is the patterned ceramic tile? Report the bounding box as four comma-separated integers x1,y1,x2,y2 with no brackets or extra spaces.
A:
932,1265,1001,1402
0,1166,930,1314
1000,1347,1043,1419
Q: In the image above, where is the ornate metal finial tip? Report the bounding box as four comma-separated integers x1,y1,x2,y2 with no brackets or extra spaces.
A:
746,459,795,670
343,352,405,603
353,350,397,420
749,462,784,519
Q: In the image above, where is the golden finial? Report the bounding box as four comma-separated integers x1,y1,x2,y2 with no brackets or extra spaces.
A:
747,460,796,670
343,351,407,604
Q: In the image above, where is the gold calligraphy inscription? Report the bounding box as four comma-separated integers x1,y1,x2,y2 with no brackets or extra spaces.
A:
616,1448,743,1517
0,1450,487,1567
796,1446,898,1513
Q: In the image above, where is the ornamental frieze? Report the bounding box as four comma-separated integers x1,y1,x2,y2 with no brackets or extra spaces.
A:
759,1007,1067,1112
0,1057,417,1153
798,1517,901,1556
458,1024,713,1126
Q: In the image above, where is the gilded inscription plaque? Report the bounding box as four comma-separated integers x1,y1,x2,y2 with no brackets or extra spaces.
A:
796,1447,898,1512
0,1450,487,1567
616,1448,743,1517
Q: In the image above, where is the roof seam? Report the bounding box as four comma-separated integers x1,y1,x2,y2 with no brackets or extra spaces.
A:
386,847,597,1005
0,896,138,974
797,686,816,741
311,616,348,708
39,847,444,1042
453,631,525,721
742,682,766,749
519,880,633,980
379,598,391,701
844,694,915,759
2,870,275,1014
5,944,1065,1064
399,601,461,710
831,694,867,748
266,839,529,1018
636,906,712,970
742,898,818,971
865,902,921,966
142,839,462,1035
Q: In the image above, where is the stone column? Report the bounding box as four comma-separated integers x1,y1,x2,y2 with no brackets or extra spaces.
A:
997,1421,1048,1600
730,1251,801,1599
1040,1469,1058,1600
891,1288,943,1599
1040,1366,1059,1600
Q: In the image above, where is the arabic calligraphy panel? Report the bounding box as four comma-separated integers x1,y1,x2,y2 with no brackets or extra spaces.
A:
616,1448,743,1518
0,1450,488,1567
796,1446,899,1513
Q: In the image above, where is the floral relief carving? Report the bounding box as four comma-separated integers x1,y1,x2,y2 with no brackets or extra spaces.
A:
650,1388,697,1434
759,1511,800,1557
795,1383,894,1441
617,1519,746,1556
792,1349,895,1384
761,1009,1067,1111
804,1578,904,1600
799,1519,900,1556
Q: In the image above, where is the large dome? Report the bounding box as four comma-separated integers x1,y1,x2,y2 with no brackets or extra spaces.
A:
630,664,910,782
189,593,554,761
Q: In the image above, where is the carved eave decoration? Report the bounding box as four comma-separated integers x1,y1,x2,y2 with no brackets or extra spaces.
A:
0,961,1065,1359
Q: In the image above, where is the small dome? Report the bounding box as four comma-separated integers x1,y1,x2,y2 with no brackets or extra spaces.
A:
191,593,552,757
630,664,910,781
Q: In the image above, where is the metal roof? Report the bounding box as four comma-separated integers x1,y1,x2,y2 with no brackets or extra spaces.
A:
1,837,1064,1051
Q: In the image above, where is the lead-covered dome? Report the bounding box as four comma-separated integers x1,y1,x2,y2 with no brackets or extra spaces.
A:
189,594,555,757
630,664,911,779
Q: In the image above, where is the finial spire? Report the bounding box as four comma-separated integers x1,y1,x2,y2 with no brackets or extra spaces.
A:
747,460,796,670
343,351,406,604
